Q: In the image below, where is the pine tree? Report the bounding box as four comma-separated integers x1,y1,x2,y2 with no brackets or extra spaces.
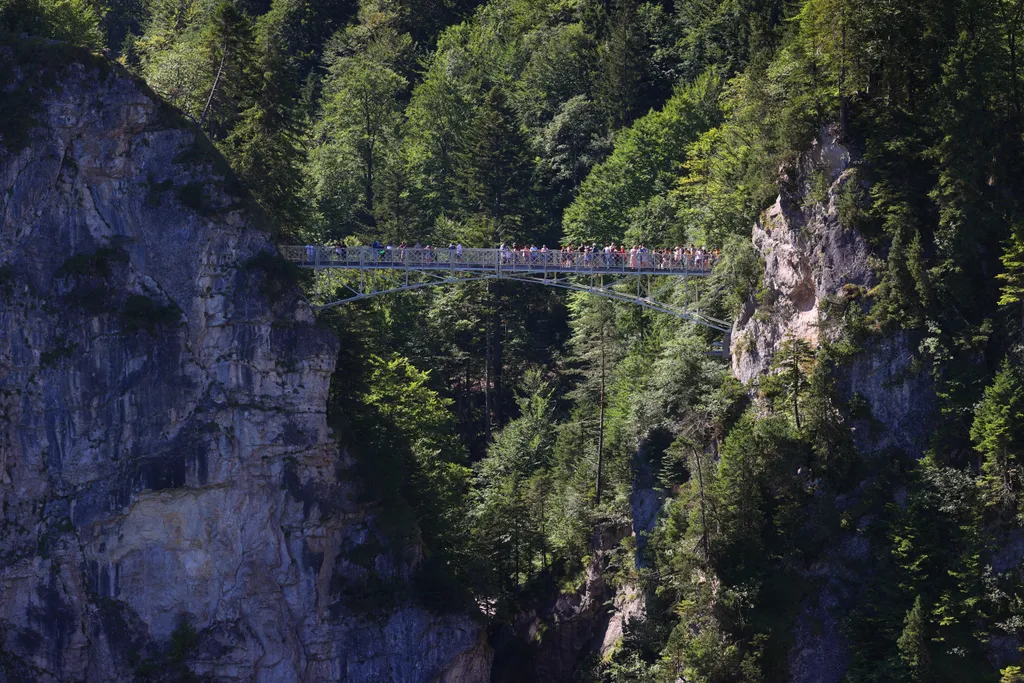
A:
0,0,104,47
198,1,258,138
596,0,647,128
458,87,536,243
998,231,1024,345
767,337,815,430
225,0,306,230
306,24,407,236
971,360,1024,515
897,596,931,681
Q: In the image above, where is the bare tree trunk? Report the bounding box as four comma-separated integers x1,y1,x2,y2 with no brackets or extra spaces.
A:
491,282,504,429
465,359,471,434
839,18,849,138
693,447,710,560
514,485,521,587
200,49,228,128
595,321,606,505
485,285,492,443
793,369,802,430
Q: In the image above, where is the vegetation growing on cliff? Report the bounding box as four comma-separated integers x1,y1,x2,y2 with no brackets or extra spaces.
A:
9,0,1024,680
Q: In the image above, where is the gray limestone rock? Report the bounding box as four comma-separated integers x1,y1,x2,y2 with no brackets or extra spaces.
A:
731,124,876,385
729,124,934,457
0,43,489,682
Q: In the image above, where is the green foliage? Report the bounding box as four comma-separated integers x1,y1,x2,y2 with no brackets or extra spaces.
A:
1003,666,1024,683
243,249,307,303
897,596,931,680
998,231,1024,343
351,353,473,604
0,0,103,48
307,13,409,238
168,617,198,664
762,336,815,429
972,360,1024,517
22,0,1024,677
562,71,723,246
222,0,309,230
469,369,555,611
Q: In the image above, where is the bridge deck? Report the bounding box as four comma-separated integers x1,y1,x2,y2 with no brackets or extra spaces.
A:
283,245,716,276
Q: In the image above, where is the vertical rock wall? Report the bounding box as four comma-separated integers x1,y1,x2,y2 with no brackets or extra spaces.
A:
0,44,488,682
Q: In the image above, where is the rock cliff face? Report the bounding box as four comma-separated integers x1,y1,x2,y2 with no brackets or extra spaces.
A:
727,126,937,683
730,125,875,384
730,124,934,457
0,43,489,682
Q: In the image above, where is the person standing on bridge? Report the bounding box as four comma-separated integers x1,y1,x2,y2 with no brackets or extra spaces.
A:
306,244,314,264
456,242,463,263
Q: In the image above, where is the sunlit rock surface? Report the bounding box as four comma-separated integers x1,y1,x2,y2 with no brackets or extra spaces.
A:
731,124,875,383
730,124,934,457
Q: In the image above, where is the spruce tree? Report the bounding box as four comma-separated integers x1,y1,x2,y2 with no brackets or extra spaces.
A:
897,596,931,681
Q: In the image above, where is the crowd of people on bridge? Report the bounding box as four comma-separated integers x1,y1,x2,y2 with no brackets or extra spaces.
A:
304,241,720,270
496,243,720,270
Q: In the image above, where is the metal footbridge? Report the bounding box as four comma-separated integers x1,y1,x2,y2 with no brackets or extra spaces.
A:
283,245,731,333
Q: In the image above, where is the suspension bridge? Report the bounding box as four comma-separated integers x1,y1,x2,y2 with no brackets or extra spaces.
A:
282,246,732,340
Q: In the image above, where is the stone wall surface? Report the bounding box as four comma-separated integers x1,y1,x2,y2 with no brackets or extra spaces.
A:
0,45,489,682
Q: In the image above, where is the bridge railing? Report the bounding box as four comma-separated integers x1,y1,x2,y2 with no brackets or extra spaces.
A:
283,245,718,274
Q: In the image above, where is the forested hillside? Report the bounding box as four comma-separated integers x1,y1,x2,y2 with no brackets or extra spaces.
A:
4,0,1024,680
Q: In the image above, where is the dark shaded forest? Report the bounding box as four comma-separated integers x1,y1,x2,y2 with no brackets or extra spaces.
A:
4,0,1024,680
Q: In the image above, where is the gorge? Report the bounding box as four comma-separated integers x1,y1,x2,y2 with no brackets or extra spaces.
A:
3,0,1024,681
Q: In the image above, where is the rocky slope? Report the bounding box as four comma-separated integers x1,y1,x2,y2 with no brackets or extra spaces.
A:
0,41,489,682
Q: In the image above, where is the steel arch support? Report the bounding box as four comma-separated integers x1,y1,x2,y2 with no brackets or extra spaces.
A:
312,271,730,332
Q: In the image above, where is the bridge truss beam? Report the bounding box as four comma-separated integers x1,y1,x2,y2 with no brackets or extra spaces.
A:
306,266,731,333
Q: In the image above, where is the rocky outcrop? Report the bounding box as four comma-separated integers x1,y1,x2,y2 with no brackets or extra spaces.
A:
730,124,934,457
731,125,875,384
0,41,488,682
490,524,625,683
